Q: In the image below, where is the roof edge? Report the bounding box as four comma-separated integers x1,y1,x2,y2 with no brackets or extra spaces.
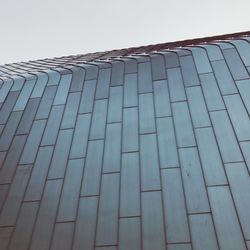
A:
1,30,250,76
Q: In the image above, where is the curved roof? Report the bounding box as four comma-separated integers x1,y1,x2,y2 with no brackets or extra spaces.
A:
0,31,250,250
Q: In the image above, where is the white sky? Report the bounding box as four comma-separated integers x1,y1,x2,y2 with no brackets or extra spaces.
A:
0,0,250,65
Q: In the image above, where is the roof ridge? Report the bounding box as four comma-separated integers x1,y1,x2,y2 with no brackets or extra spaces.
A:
0,31,250,78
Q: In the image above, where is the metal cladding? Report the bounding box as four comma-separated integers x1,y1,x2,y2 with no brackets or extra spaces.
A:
0,32,250,250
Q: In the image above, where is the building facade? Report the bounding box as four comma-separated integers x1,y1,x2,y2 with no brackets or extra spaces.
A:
0,32,250,249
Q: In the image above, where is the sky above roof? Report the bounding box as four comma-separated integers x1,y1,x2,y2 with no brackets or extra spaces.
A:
0,0,250,65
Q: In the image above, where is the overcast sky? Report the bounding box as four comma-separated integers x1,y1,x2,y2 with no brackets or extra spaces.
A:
0,0,250,65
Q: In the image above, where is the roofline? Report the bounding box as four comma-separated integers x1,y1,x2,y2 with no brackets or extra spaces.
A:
98,30,250,56
1,30,250,70
58,30,250,62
